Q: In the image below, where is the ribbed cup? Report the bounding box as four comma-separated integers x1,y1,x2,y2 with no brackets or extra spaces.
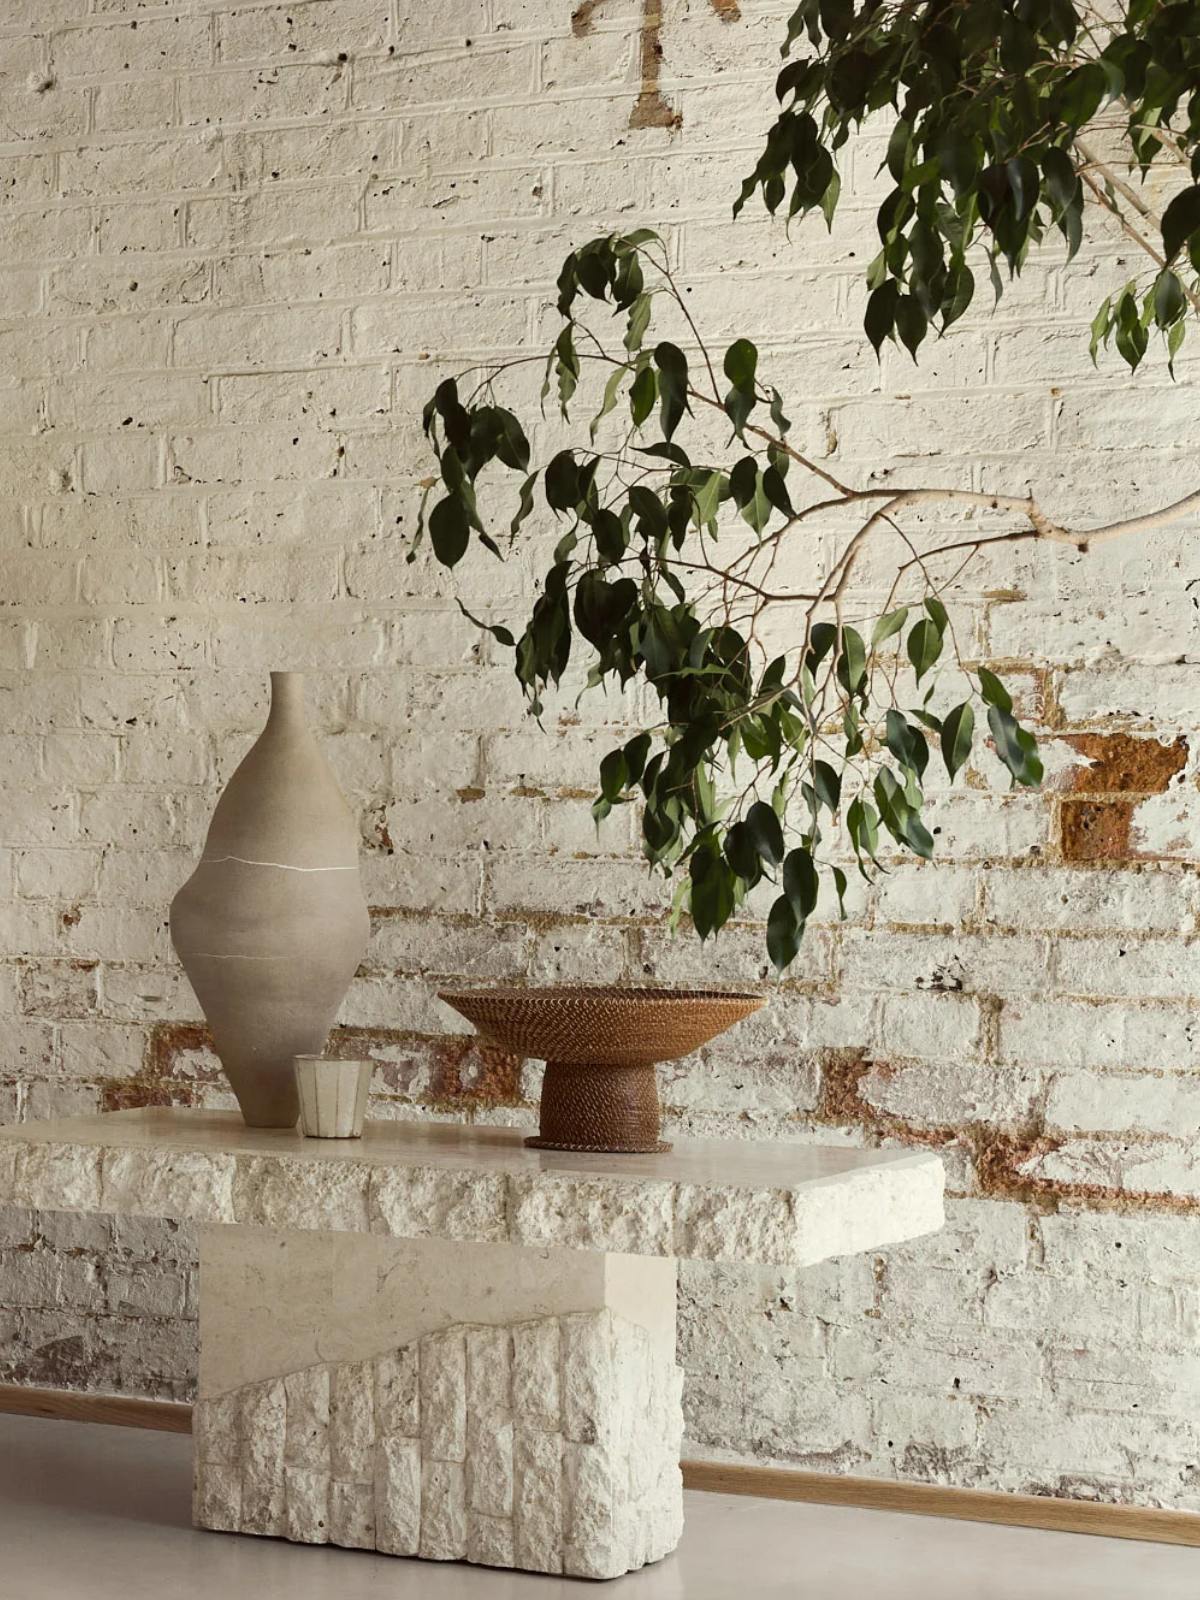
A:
294,1056,373,1139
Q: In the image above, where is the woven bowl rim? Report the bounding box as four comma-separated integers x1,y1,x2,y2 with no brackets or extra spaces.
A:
439,984,764,1007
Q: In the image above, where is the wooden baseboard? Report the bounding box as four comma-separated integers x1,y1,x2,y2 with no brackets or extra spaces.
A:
681,1460,1200,1548
0,1383,191,1434
2,1385,1193,1547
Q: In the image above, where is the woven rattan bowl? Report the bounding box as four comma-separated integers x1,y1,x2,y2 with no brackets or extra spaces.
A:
439,985,764,1154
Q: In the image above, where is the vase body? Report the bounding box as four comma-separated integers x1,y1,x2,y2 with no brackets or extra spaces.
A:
170,672,370,1128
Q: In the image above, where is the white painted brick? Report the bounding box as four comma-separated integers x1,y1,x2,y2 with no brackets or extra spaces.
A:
874,991,983,1061
352,46,536,113
216,1,387,64
1052,936,1196,1000
1045,1070,1200,1137
173,307,343,369
180,64,349,126
60,137,223,201
984,868,1196,933
51,17,212,78
999,998,1200,1072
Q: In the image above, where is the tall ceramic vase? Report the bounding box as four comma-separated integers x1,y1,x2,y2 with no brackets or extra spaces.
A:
170,672,370,1128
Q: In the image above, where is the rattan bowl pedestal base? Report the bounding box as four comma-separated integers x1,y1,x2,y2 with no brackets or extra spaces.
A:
527,1060,671,1154
438,986,765,1155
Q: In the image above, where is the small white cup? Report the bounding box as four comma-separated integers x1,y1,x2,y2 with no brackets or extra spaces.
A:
294,1056,373,1139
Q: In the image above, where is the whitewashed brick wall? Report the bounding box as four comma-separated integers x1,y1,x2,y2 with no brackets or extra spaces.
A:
1,0,1198,1509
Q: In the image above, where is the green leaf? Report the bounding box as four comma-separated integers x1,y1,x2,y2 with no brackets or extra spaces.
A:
553,325,579,417
690,849,735,940
835,626,867,694
874,768,934,859
895,294,927,359
812,760,842,813
544,450,581,514
599,748,628,802
1041,145,1078,216
885,708,928,779
1153,269,1186,329
782,847,819,920
865,281,899,356
455,599,515,648
767,894,803,971
591,366,626,440
724,820,760,882
746,799,785,867
723,338,758,391
940,701,974,780
625,293,652,353
592,506,626,564
872,606,908,646
629,363,657,428
729,456,772,533
906,617,942,682
806,621,837,671
429,496,470,566
1089,295,1113,366
654,342,691,440
846,794,879,871
510,471,537,539
831,865,848,918
1162,185,1200,263
976,667,1012,712
623,731,651,784
988,705,1043,788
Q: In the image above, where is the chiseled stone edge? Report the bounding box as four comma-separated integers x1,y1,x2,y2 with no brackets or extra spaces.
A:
0,1132,944,1267
193,1307,683,1580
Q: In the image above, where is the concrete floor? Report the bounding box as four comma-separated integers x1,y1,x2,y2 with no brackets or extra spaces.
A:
0,1414,1194,1599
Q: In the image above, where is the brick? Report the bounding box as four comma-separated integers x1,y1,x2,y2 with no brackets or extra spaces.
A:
1061,733,1190,795
60,138,223,200
51,17,212,77
216,1,388,64
180,64,349,127
173,307,343,369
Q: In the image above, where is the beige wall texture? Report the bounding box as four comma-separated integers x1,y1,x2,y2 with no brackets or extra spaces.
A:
1,0,1199,1510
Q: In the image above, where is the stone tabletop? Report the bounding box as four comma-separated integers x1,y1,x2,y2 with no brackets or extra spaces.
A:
0,1109,944,1269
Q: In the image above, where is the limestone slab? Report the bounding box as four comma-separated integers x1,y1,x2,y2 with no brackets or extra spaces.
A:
0,1108,945,1268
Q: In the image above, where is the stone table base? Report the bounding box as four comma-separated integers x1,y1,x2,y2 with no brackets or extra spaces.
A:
192,1226,683,1580
0,1109,945,1580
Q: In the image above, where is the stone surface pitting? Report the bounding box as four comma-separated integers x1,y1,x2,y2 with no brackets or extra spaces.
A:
0,1109,944,1269
192,1308,683,1580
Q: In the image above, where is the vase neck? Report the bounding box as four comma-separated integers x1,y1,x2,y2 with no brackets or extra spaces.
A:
267,671,306,727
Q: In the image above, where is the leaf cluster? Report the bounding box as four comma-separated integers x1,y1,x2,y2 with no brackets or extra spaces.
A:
419,233,1044,971
738,0,1200,369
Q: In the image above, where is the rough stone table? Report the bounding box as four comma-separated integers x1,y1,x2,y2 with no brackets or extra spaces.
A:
0,1108,944,1580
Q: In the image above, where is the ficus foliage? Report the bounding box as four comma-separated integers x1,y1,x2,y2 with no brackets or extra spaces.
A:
419,233,1042,971
739,0,1200,371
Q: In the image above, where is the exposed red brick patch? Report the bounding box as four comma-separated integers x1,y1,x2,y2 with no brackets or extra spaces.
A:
101,1021,218,1112
815,1051,874,1124
815,1054,954,1152
812,1053,1200,1217
1059,798,1133,862
974,1127,1200,1215
1064,733,1188,795
971,1128,1062,1205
